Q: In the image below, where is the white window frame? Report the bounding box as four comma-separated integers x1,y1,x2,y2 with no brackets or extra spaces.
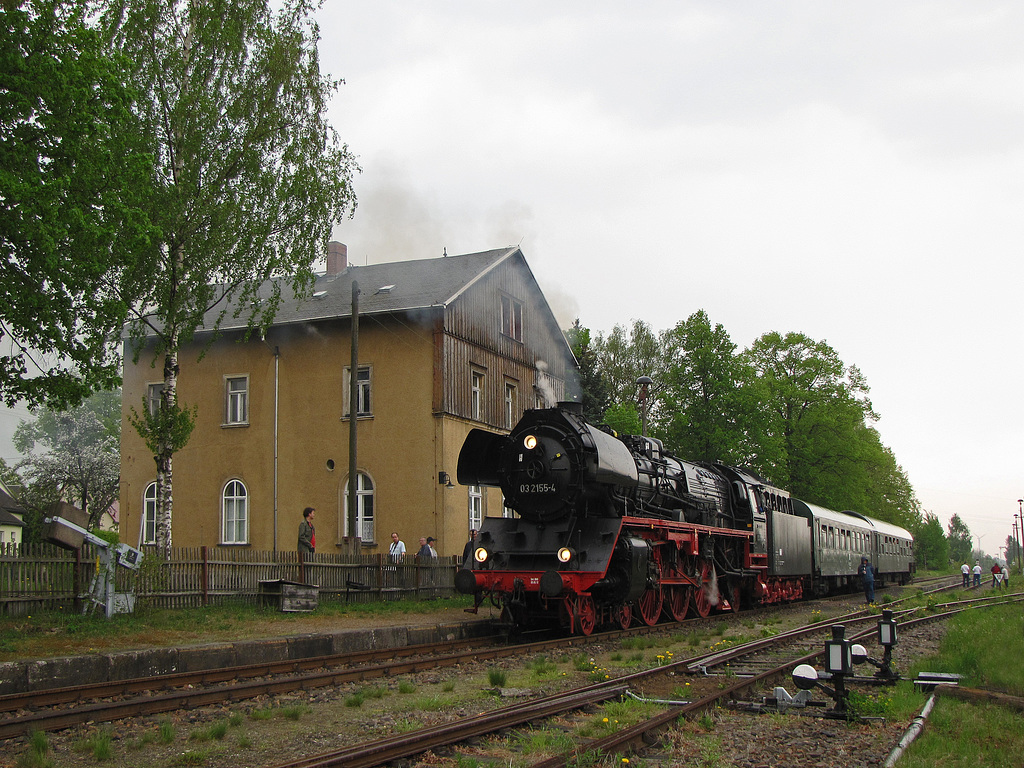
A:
344,472,376,543
504,382,517,429
146,383,164,418
471,370,484,420
225,375,249,425
500,294,524,342
221,479,248,545
469,485,483,530
343,365,373,418
143,482,158,545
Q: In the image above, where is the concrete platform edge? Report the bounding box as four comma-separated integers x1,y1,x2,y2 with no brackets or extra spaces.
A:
0,619,496,696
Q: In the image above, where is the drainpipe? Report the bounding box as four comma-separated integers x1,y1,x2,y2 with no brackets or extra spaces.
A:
273,345,280,553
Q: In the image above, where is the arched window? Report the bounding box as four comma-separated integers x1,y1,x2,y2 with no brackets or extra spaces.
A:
344,472,375,543
222,480,248,544
143,483,157,545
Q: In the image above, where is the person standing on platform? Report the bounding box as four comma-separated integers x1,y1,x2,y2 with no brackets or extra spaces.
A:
389,531,406,561
462,529,478,568
297,507,315,557
416,537,432,559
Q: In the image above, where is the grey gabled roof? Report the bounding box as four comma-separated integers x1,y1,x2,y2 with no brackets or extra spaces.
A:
210,247,519,332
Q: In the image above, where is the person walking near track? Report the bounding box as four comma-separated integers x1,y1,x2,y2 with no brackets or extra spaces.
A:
961,561,970,587
858,557,875,605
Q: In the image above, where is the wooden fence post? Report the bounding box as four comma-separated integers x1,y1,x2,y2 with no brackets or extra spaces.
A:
201,546,209,606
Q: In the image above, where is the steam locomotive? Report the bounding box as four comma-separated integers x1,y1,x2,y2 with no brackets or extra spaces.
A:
455,403,914,635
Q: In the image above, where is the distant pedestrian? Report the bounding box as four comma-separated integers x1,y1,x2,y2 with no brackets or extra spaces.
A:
389,532,406,561
972,561,982,587
961,562,970,588
297,507,315,557
857,557,875,604
416,537,432,559
462,529,478,568
991,563,1002,588
1001,565,1010,589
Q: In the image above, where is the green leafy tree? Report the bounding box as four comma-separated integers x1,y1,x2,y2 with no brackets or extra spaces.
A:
564,320,611,424
601,402,641,437
14,389,121,529
0,0,155,409
1005,535,1019,569
102,0,359,554
656,310,752,464
740,332,876,497
592,319,662,407
913,512,949,571
947,514,973,565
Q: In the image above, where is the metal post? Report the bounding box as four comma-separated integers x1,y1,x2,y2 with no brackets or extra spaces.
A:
636,375,653,438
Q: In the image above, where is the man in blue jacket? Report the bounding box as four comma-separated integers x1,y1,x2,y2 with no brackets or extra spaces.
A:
858,557,875,605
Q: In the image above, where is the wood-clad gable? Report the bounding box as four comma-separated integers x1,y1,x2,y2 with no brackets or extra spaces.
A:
440,251,570,427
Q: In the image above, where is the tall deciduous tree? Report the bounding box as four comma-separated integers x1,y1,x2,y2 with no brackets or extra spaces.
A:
947,514,973,564
103,0,359,554
656,310,752,464
741,332,876,494
564,320,610,424
14,389,121,529
913,512,949,571
592,319,662,408
0,0,154,408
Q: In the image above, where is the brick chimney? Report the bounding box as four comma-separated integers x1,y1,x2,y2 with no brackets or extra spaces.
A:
326,241,348,275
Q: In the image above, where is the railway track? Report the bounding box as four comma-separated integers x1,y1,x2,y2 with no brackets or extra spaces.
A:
1,576,970,763
266,588,1019,768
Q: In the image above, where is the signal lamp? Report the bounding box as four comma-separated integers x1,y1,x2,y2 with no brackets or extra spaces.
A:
473,547,490,564
523,434,538,450
557,546,575,564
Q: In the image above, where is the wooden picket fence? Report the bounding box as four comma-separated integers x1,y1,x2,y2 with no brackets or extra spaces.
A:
0,542,458,616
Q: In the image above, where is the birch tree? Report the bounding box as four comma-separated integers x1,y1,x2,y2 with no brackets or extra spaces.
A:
104,0,358,554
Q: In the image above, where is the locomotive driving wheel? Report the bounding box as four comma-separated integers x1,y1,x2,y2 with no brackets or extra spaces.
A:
727,581,741,613
692,560,714,618
574,594,597,636
637,587,663,626
665,585,689,621
613,602,632,630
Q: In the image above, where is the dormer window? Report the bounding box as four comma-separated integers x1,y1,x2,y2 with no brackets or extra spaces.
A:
500,295,523,342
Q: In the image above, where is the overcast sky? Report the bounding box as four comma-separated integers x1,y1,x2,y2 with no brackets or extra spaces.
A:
315,1,1024,558
3,3,1019,558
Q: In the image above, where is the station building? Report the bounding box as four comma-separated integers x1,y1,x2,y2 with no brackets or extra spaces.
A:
119,244,576,557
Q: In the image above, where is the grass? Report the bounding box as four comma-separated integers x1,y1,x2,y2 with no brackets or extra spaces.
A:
0,596,476,663
891,602,1023,767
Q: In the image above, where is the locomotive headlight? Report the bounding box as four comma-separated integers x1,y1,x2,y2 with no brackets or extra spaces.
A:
523,434,538,450
556,546,575,564
473,546,490,564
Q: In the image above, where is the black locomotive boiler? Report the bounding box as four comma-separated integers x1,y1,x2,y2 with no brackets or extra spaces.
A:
455,403,914,635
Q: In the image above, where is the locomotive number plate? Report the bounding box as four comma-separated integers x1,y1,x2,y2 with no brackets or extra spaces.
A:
520,483,557,493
